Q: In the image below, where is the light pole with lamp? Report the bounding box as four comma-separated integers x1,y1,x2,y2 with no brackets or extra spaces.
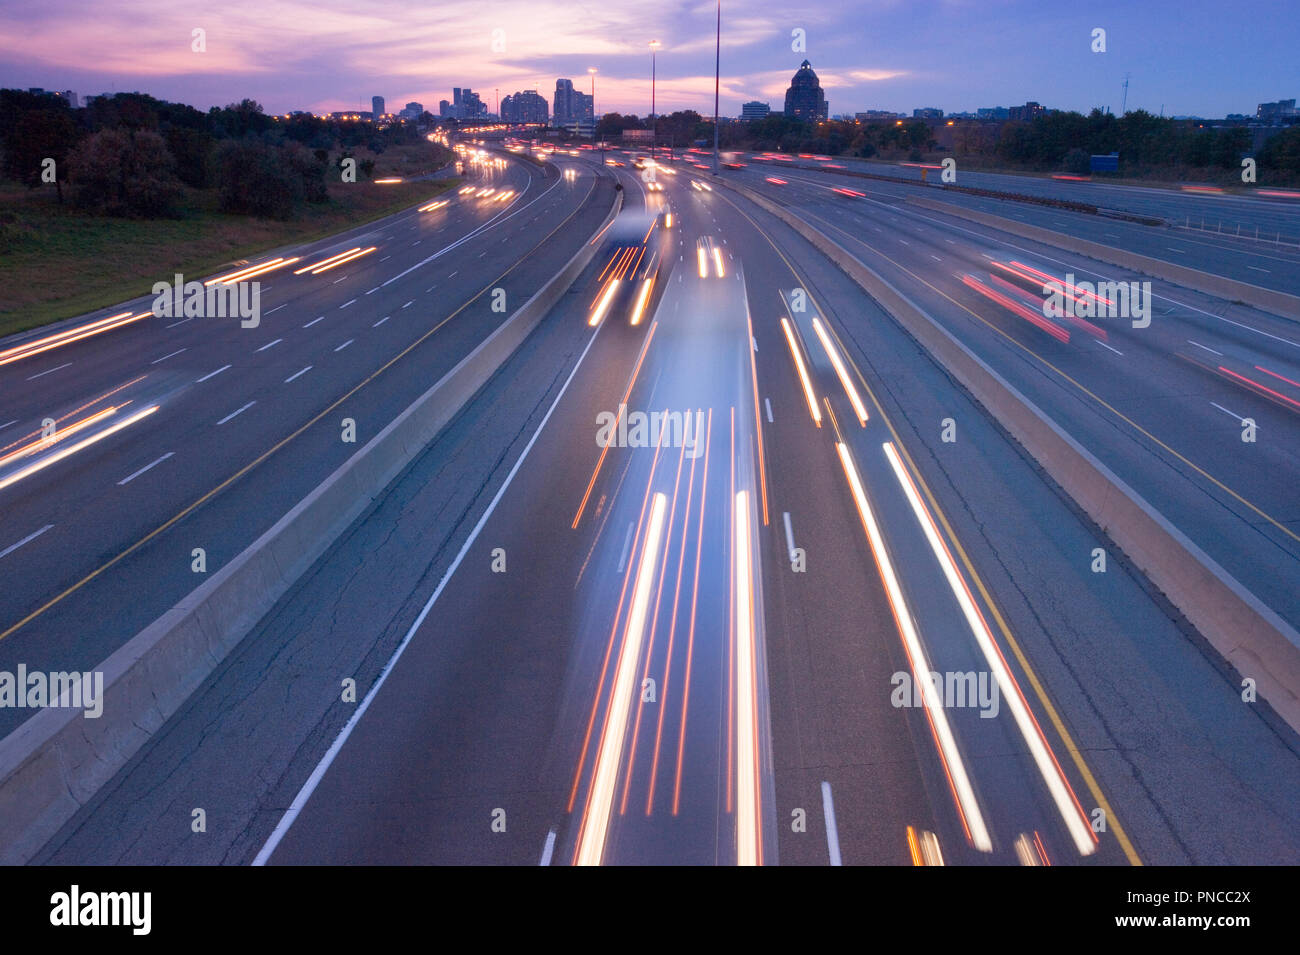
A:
588,67,604,164
711,0,721,175
649,40,660,157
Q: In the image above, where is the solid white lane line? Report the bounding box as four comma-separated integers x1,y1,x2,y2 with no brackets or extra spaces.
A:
196,364,232,382
821,781,843,866
258,338,283,352
254,316,609,866
285,365,312,383
1095,340,1124,356
1210,401,1245,421
1188,339,1222,356
0,524,54,561
334,339,353,352
27,362,72,381
117,451,175,486
216,401,256,425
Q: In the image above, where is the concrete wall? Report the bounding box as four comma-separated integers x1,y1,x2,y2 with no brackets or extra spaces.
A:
0,184,623,865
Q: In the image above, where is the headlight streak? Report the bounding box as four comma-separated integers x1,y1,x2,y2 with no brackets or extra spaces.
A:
293,248,361,275
811,317,869,425
0,311,151,367
0,405,120,469
574,493,670,866
834,441,993,852
882,441,1097,856
630,276,654,326
712,246,726,278
588,279,621,327
906,825,946,866
734,489,761,866
0,405,159,493
780,318,822,426
308,246,377,275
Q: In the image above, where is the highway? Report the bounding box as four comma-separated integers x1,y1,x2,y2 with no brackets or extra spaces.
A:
28,149,1300,866
748,152,1300,255
0,150,615,737
721,160,1300,631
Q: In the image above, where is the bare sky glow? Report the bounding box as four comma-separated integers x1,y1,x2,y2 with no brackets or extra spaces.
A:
1,0,1295,118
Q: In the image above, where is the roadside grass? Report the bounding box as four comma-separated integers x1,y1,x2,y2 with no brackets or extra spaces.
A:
0,142,456,338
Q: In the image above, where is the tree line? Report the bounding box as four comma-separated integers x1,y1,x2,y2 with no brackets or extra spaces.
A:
592,104,1299,180
0,90,439,219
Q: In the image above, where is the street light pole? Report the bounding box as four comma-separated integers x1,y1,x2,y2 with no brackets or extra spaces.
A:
650,40,660,154
712,0,721,174
588,67,602,165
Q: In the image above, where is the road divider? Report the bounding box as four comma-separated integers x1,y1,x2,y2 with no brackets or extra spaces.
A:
713,174,1300,738
0,183,623,865
905,196,1300,321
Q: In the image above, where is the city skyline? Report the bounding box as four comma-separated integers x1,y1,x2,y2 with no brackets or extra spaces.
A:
1,0,1295,120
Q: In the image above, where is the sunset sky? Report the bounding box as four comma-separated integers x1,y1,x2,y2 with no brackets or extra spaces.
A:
1,0,1295,118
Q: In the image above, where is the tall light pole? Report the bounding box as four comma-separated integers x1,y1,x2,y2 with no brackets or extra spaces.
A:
649,40,660,154
588,67,602,164
712,0,721,174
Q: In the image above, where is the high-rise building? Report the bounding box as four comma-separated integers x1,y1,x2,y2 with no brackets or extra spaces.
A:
1257,99,1297,122
741,101,770,121
783,60,828,122
503,90,549,124
399,101,424,121
575,91,593,122
554,78,576,124
372,95,385,118
439,99,451,117
1007,101,1046,122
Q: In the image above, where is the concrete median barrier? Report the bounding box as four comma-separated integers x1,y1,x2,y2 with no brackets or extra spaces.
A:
713,175,1300,736
905,195,1300,320
0,185,623,865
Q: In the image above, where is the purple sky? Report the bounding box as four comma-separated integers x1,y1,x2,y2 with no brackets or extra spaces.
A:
1,0,1295,118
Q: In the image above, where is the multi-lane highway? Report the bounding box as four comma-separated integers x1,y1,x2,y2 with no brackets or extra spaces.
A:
23,148,1300,866
0,151,615,736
